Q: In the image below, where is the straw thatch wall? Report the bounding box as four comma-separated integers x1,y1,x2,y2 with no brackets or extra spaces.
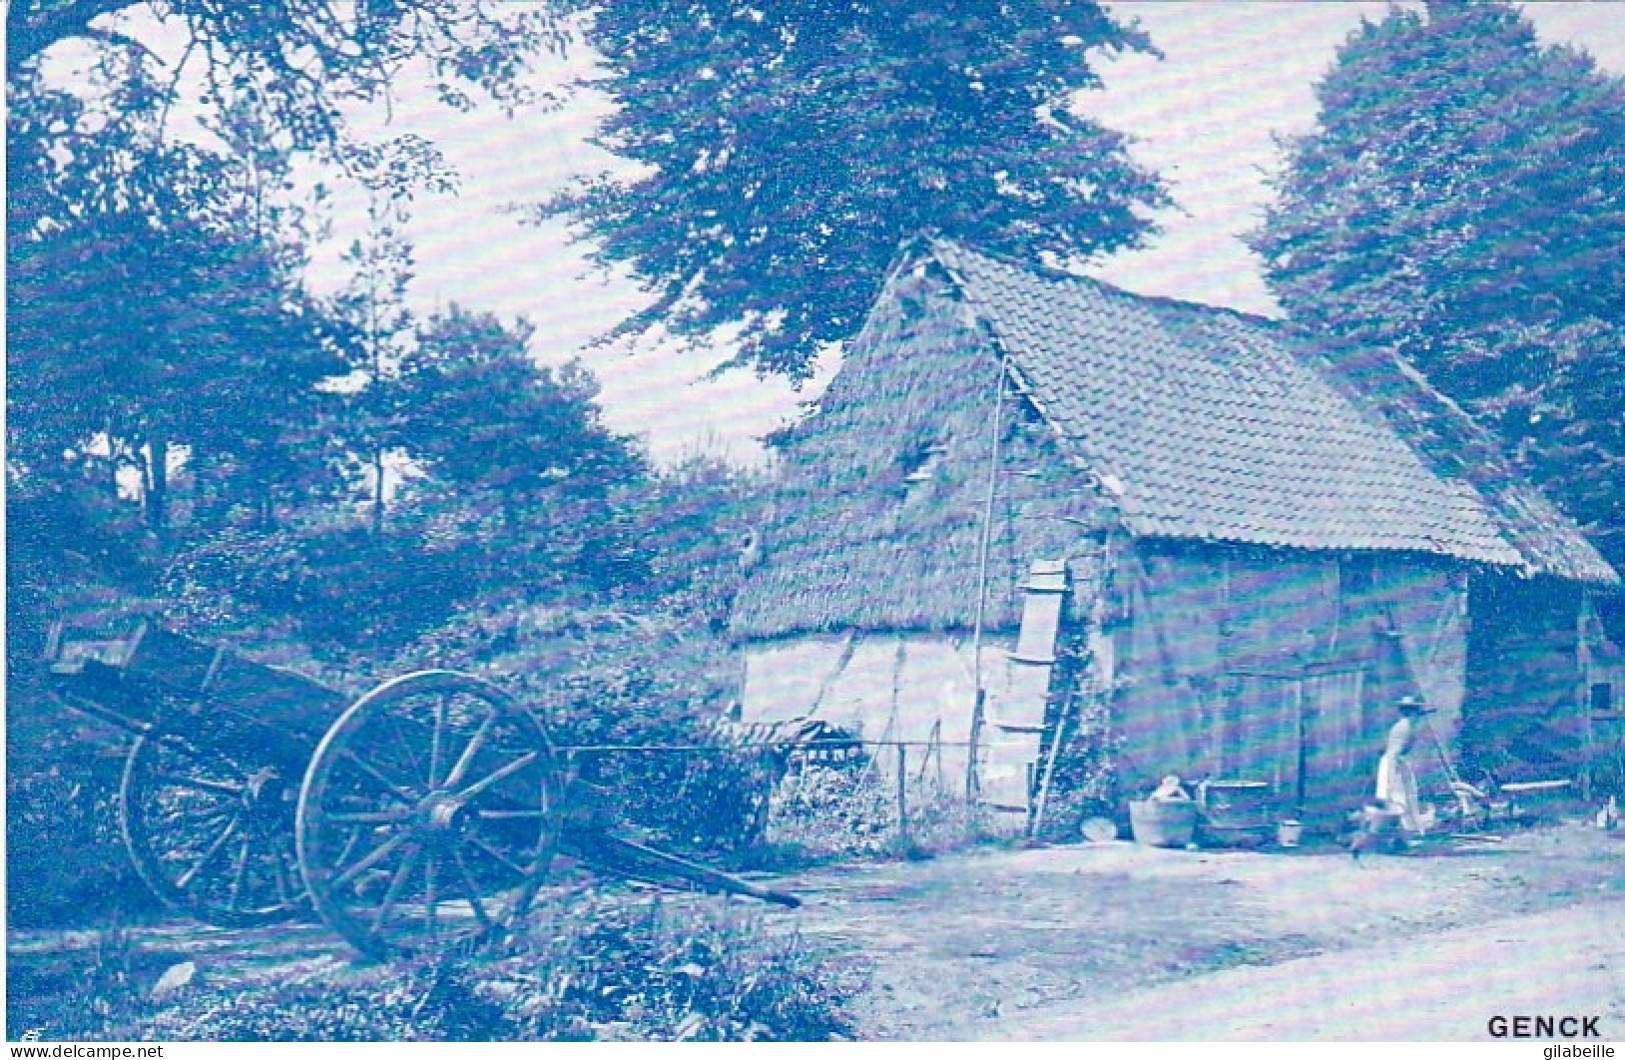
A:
728,262,1106,642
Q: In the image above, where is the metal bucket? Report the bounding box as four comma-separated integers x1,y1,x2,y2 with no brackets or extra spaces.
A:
1276,819,1304,848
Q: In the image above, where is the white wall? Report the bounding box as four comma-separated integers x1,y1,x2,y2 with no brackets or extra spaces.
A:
741,632,1049,813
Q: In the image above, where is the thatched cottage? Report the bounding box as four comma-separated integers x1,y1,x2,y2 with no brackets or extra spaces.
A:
729,238,1619,834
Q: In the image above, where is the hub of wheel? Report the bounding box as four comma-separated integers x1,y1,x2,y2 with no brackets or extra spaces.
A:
242,767,288,822
418,792,470,840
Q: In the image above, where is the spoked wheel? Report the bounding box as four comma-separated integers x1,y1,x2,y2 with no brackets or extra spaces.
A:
120,711,306,927
296,671,563,960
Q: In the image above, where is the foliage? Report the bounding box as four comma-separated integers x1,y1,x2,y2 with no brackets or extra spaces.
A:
401,602,771,852
1031,643,1118,840
607,454,768,626
6,0,558,156
1252,0,1625,588
7,159,346,531
18,895,851,1042
4,745,152,929
767,764,898,861
160,520,483,653
489,893,851,1041
765,760,978,864
402,306,646,570
543,0,1167,379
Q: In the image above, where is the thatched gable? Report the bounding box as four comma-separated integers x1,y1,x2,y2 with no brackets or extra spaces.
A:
732,240,1617,642
728,260,1104,641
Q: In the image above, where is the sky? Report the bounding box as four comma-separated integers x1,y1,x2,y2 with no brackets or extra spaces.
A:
68,2,1625,466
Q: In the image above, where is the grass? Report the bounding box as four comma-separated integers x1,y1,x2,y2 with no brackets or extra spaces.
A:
8,890,856,1043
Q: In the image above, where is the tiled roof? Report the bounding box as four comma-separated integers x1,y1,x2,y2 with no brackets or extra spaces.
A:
931,240,1617,583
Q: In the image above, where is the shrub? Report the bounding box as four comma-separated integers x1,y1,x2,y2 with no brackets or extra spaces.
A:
396,602,774,855
766,764,898,861
42,892,853,1042
161,523,478,654
489,892,852,1041
1033,646,1120,842
765,760,983,864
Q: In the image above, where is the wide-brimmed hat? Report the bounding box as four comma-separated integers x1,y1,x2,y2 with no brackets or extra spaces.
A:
1396,695,1434,714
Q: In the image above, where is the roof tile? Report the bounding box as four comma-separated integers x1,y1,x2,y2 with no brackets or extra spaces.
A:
933,239,1613,582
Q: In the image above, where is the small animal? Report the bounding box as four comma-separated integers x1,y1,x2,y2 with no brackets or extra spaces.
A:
1348,828,1384,863
1348,802,1405,862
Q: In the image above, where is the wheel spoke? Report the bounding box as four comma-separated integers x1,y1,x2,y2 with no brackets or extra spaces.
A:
332,831,409,890
455,752,539,802
442,712,496,789
430,694,447,791
452,850,493,930
467,833,530,879
271,848,294,905
227,835,252,911
341,751,417,806
326,808,412,825
154,773,244,796
153,733,232,767
176,815,241,891
472,808,552,820
333,825,364,871
425,854,439,951
372,843,422,934
385,717,425,790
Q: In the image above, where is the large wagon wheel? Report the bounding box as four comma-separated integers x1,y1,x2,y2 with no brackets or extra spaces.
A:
296,671,563,960
120,709,306,927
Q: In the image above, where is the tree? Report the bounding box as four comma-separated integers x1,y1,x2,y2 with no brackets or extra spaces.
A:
403,305,645,580
7,165,347,537
6,0,557,154
1252,0,1625,574
324,138,451,534
542,0,1168,379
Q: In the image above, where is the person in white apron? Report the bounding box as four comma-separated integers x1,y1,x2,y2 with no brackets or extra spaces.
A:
1375,696,1433,835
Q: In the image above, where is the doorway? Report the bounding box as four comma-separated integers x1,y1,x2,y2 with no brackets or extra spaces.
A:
1221,666,1369,833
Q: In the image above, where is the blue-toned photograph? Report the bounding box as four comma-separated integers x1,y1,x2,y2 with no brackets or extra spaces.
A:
7,0,1625,1043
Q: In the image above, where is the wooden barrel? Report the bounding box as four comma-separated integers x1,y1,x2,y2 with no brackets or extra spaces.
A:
1128,799,1197,848
1197,780,1275,848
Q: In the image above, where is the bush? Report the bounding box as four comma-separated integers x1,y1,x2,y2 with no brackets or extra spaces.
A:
766,764,897,861
6,924,162,1040
397,602,774,855
162,523,479,654
1032,647,1120,842
765,762,982,864
4,754,141,928
25,893,852,1042
488,892,852,1041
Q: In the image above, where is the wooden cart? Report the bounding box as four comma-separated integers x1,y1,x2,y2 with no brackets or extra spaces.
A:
45,621,798,960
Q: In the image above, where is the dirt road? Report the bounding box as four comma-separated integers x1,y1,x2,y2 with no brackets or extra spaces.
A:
10,821,1625,1040
783,822,1625,1040
977,901,1625,1040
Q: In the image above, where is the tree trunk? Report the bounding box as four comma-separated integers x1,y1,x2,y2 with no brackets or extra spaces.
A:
258,480,276,531
146,434,169,538
372,447,386,534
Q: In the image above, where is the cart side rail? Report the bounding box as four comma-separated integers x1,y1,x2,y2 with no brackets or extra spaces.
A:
46,619,348,735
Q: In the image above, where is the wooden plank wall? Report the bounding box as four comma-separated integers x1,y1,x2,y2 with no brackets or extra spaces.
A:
1108,543,1468,827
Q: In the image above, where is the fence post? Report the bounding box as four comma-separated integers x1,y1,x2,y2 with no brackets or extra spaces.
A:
896,743,909,842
